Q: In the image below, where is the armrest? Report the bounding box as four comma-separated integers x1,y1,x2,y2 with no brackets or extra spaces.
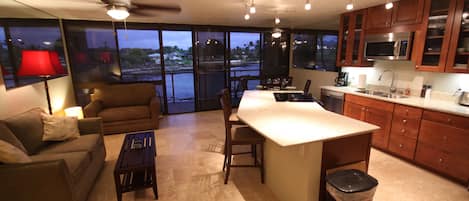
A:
84,100,103,117
150,96,161,119
78,117,103,136
0,160,73,201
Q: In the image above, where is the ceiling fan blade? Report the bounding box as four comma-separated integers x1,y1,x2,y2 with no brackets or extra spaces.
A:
129,9,155,17
131,3,181,13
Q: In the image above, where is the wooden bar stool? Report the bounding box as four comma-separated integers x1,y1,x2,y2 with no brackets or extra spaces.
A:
219,88,265,184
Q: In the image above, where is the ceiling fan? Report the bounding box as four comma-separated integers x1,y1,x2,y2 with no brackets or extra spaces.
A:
95,0,181,20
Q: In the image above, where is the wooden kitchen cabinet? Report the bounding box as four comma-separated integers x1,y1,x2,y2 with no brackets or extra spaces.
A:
392,0,425,26
336,10,369,67
344,94,394,149
415,110,469,184
388,105,423,159
445,0,469,73
366,4,393,29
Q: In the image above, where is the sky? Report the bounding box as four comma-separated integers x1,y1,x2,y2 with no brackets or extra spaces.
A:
116,30,260,50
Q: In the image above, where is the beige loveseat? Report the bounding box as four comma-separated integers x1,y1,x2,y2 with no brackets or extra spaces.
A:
0,108,106,201
84,83,160,135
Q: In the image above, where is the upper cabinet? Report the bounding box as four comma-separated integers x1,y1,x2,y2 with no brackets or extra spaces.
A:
337,10,370,67
446,0,469,73
415,0,455,72
366,0,425,32
392,0,425,26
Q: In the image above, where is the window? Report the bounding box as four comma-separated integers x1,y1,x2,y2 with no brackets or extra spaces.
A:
64,21,120,106
262,31,290,78
117,29,162,81
229,32,261,103
0,20,67,89
292,32,338,72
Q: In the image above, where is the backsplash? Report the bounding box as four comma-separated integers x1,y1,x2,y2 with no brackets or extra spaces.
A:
342,60,469,99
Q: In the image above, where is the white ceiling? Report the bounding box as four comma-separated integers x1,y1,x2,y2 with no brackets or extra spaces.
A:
1,0,388,30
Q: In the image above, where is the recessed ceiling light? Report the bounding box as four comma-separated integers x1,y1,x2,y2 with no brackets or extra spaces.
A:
275,17,280,24
346,3,354,10
305,0,312,10
385,2,393,9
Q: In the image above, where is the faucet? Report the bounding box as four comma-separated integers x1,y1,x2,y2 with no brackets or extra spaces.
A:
378,69,396,93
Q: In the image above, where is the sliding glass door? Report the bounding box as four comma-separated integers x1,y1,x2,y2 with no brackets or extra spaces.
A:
194,31,227,111
229,32,261,105
162,30,195,114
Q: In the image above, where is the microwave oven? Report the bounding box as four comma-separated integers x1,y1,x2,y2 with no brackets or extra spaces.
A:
364,32,413,61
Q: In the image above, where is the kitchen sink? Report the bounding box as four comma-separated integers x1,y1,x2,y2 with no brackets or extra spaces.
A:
355,89,409,99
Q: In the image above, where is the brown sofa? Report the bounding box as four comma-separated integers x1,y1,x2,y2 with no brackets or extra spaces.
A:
84,83,161,135
0,108,106,201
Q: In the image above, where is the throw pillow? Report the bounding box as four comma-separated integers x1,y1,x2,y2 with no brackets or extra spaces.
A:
0,139,32,164
42,113,80,141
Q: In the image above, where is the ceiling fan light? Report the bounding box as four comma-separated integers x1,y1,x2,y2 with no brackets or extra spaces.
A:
249,6,256,14
107,6,129,20
244,13,250,20
304,2,312,10
385,2,394,9
272,31,282,38
346,3,354,10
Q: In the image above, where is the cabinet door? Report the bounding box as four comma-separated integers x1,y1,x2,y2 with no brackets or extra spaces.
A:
446,0,469,73
351,10,368,66
415,0,457,72
365,107,393,149
337,13,352,66
392,0,425,26
344,101,365,120
367,4,393,29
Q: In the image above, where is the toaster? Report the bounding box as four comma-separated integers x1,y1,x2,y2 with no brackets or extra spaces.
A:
459,91,469,106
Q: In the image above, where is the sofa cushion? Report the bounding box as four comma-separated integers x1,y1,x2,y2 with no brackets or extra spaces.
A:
98,106,150,123
92,83,155,108
41,114,80,141
0,139,32,164
3,108,48,155
39,134,103,155
0,122,27,153
30,152,91,182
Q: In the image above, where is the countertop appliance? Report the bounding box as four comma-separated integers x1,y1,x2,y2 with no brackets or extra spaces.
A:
365,32,413,60
321,89,344,114
335,72,349,87
459,91,469,106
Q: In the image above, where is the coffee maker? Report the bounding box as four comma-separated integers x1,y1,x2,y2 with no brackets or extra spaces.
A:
335,72,349,87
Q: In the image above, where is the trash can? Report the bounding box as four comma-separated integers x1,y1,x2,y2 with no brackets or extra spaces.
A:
326,169,378,201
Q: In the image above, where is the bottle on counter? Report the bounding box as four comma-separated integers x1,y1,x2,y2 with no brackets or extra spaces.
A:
405,85,411,96
425,85,432,100
420,85,427,98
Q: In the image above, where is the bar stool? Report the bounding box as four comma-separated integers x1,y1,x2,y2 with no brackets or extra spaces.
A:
219,88,265,184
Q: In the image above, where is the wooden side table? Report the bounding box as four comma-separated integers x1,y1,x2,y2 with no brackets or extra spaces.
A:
114,131,158,201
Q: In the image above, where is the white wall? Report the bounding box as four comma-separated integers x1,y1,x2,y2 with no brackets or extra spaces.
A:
0,75,76,118
289,68,338,98
341,60,469,94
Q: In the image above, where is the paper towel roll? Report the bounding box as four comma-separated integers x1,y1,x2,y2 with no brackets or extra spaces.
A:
358,74,367,89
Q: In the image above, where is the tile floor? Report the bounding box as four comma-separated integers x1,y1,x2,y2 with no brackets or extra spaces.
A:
87,110,469,201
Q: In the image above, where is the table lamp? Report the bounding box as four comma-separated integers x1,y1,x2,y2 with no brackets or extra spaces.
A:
64,106,84,119
17,50,61,114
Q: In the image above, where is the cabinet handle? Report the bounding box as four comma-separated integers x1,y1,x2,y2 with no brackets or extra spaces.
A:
399,144,403,148
443,136,447,141
447,118,452,123
401,129,406,133
439,158,443,163
405,109,409,115
402,119,407,124
361,107,365,111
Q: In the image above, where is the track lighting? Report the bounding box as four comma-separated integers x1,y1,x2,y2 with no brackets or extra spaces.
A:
385,2,393,9
249,0,256,14
244,13,250,20
275,17,280,24
346,2,354,10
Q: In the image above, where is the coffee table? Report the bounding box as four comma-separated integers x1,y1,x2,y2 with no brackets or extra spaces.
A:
114,131,158,201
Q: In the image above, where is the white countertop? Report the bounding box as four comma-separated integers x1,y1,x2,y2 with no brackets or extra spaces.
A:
321,86,469,118
236,90,380,147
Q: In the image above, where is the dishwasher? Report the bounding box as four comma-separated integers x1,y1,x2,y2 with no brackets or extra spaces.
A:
320,89,344,114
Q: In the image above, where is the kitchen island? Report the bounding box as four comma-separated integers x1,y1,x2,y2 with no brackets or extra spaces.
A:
237,90,379,201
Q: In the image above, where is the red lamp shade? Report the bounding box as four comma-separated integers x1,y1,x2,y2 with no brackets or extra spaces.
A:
17,50,58,77
49,51,65,74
